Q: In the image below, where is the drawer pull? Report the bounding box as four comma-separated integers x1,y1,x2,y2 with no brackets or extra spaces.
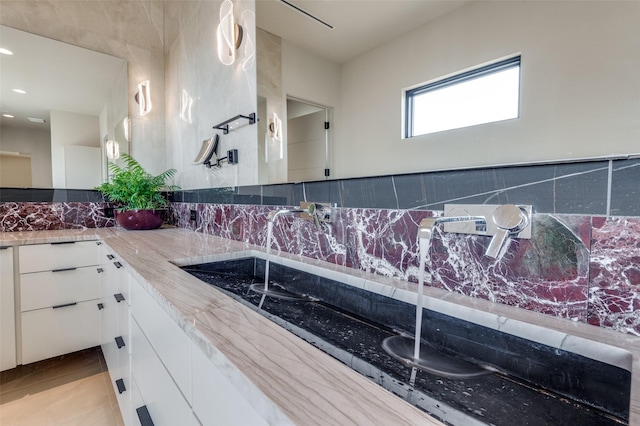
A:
52,302,77,309
106,254,115,260
97,268,104,273
51,267,77,273
115,336,125,349
136,406,155,426
97,303,104,310
115,378,126,394
113,261,123,269
51,241,75,245
0,246,9,250
114,293,125,303
96,241,102,246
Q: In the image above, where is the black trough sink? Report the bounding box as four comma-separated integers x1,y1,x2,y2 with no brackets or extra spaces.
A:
182,257,631,426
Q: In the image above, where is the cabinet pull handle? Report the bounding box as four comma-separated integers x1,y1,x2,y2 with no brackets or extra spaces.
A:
0,246,9,250
115,336,125,349
97,268,104,273
106,254,115,260
136,406,154,426
97,303,104,310
114,293,125,303
52,302,77,309
51,241,75,245
96,241,103,246
113,261,123,268
52,267,77,273
115,378,126,394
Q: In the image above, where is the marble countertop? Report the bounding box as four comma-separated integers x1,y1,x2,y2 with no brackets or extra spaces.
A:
1,227,444,425
2,227,639,425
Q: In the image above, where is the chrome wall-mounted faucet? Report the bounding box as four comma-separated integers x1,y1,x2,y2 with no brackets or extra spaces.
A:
267,208,306,223
442,204,533,259
267,202,332,227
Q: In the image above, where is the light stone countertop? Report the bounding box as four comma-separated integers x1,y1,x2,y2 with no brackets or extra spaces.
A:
1,227,445,425
2,227,639,425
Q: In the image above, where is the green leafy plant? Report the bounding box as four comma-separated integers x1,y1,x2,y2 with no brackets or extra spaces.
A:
95,154,179,211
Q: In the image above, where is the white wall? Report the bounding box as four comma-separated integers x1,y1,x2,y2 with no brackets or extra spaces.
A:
336,1,640,179
50,110,100,187
165,0,258,190
0,126,52,187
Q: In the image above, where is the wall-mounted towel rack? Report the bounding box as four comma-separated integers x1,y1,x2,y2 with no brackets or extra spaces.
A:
213,113,256,134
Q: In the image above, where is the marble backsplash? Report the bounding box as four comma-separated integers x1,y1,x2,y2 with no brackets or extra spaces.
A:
0,202,114,232
170,202,640,337
0,198,637,337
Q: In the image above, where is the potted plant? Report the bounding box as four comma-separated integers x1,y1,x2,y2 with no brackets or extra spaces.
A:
96,154,179,230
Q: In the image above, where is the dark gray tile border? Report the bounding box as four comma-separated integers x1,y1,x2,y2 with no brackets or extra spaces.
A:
2,159,637,217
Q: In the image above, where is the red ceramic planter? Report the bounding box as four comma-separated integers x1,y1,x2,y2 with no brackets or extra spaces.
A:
115,209,164,230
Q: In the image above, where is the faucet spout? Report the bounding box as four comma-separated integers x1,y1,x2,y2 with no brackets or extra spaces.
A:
267,208,305,223
418,215,487,241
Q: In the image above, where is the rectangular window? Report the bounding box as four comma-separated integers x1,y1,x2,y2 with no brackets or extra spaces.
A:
405,56,521,137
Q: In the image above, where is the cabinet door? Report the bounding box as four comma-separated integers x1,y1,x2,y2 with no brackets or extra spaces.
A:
130,318,191,426
21,300,101,364
130,277,191,402
191,343,268,426
0,246,16,371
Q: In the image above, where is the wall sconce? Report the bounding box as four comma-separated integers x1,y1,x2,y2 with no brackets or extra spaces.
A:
240,10,255,71
180,89,193,124
106,140,120,160
269,113,283,142
265,113,283,162
135,80,152,116
217,0,243,66
123,117,130,142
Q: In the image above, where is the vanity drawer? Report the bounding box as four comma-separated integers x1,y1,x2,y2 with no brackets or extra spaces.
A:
19,240,101,273
20,266,102,312
130,277,191,403
21,299,101,364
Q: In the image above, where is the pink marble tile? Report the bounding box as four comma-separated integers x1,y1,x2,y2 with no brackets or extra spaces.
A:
589,217,640,336
169,203,640,335
0,202,113,232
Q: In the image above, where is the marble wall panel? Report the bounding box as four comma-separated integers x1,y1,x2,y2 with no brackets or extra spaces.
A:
0,202,113,232
589,217,640,336
170,203,610,332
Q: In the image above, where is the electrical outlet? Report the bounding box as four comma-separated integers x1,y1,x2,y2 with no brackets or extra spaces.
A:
190,210,197,222
227,149,238,164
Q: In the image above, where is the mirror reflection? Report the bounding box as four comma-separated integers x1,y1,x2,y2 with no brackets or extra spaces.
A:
256,1,640,184
0,25,128,190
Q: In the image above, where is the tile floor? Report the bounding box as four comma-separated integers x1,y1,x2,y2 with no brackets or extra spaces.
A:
0,347,124,426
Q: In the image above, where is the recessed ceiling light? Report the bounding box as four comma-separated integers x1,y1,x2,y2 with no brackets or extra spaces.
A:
27,117,46,123
2,114,14,118
0,48,13,55
12,89,26,94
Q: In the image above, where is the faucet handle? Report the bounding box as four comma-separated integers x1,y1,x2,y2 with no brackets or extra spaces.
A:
493,204,528,233
485,204,529,259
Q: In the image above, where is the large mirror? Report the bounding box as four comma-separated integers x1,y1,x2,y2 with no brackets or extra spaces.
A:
0,25,128,190
255,0,640,184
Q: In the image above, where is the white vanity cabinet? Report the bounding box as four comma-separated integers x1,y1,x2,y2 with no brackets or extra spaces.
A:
19,240,103,364
0,246,16,371
126,274,275,426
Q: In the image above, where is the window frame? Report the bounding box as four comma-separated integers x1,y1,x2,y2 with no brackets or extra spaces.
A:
405,56,521,138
